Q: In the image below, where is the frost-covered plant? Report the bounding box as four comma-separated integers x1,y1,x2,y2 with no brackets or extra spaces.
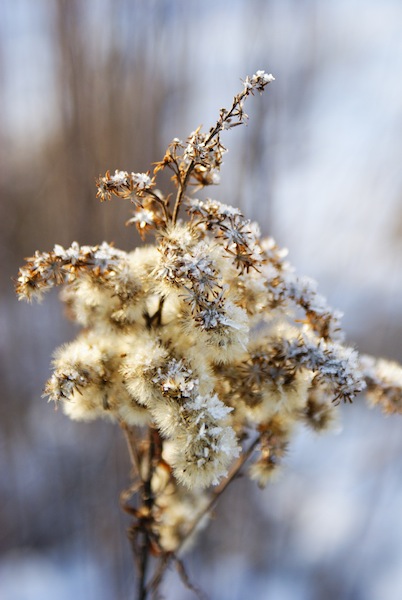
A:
15,70,402,599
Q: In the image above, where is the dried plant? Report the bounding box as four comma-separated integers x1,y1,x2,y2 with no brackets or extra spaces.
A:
15,70,402,599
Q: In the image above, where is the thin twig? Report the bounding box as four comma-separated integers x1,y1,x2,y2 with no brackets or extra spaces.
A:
120,421,142,477
172,159,194,225
120,423,158,600
146,435,261,595
173,555,208,600
176,434,261,554
170,83,261,225
136,427,157,600
147,191,170,222
148,554,171,599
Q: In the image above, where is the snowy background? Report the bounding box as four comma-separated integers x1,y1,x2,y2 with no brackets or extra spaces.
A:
1,0,402,598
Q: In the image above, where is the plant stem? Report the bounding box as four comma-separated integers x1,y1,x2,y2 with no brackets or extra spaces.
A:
146,435,261,595
137,531,149,600
176,434,260,553
121,421,142,476
121,423,157,600
136,427,156,600
172,159,194,225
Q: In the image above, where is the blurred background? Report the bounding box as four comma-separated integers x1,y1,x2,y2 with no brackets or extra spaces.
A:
1,0,402,598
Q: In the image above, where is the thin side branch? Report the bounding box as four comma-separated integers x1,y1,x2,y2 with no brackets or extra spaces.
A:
177,434,261,553
146,435,261,596
172,159,195,225
121,421,142,477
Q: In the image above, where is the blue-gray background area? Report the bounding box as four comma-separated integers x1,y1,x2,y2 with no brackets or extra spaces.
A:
1,1,402,598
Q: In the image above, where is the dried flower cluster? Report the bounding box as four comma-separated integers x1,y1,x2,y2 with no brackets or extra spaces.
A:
15,71,402,594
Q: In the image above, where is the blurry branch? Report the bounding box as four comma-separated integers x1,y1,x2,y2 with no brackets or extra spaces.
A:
53,0,170,244
1,0,182,273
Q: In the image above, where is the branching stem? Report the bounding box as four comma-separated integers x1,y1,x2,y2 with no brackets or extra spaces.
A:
170,82,261,225
176,434,260,553
121,423,161,600
146,435,261,596
172,159,194,225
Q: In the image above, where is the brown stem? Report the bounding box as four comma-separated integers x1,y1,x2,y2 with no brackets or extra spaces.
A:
153,296,165,327
144,297,165,330
137,427,157,600
172,159,194,225
176,434,260,553
170,89,249,225
146,435,261,595
120,423,159,600
121,421,142,476
146,191,170,222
